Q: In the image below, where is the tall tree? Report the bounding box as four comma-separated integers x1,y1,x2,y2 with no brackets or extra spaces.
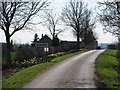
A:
98,0,120,84
0,0,49,67
73,9,97,46
62,0,88,49
82,30,96,46
98,0,120,35
43,10,63,46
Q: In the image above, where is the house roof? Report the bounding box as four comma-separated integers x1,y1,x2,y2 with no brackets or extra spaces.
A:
38,34,53,44
39,35,52,41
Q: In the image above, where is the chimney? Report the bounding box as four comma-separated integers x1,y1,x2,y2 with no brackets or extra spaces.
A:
42,34,43,38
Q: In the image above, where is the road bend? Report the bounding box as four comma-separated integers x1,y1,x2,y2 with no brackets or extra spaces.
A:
23,50,104,88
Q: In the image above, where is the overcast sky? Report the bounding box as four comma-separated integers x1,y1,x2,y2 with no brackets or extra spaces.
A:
0,0,118,44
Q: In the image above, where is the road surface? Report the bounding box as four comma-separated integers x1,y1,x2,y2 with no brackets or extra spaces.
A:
23,50,104,88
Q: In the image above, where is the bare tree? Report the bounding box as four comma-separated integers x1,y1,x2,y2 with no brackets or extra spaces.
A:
43,10,63,46
62,0,88,49
0,0,49,67
98,0,120,84
98,0,120,36
76,9,96,46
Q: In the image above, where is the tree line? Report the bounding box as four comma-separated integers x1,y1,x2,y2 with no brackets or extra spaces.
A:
0,0,96,67
1,0,119,69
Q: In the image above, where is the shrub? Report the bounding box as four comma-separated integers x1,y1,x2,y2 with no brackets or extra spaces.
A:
48,52,65,58
10,52,17,61
12,57,37,68
15,47,45,62
66,49,80,54
11,49,80,68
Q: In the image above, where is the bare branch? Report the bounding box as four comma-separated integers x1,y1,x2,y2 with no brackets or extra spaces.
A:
98,0,120,36
42,10,63,39
0,0,49,38
62,0,97,48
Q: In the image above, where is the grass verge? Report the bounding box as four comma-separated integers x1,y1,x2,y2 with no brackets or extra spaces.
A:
96,50,119,88
2,49,88,88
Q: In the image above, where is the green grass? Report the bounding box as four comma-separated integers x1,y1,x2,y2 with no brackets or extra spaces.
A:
96,50,118,88
2,49,88,88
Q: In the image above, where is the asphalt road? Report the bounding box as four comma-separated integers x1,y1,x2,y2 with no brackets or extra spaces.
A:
23,50,104,88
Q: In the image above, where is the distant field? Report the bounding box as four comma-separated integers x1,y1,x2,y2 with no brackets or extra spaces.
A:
96,50,119,88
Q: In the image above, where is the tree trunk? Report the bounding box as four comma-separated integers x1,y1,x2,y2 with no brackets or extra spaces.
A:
118,37,120,85
77,33,80,49
52,36,55,47
5,36,11,68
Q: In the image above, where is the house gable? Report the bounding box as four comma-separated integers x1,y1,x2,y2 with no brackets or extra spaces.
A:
39,35,52,43
35,35,52,47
